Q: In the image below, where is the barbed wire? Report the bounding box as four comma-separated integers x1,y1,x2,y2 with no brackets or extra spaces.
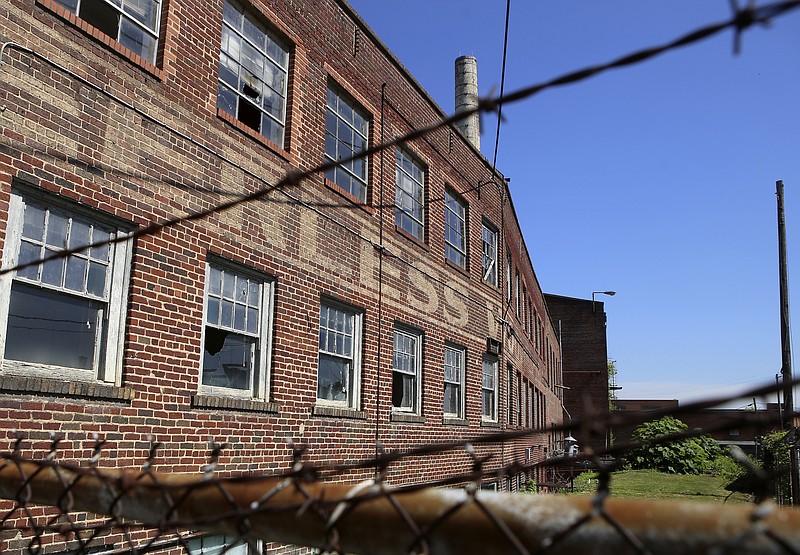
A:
0,0,797,278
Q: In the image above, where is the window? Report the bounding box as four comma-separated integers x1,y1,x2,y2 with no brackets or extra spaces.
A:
187,535,251,555
444,191,466,267
392,327,422,413
0,188,131,383
317,301,362,408
481,356,498,421
443,344,465,418
218,0,290,147
325,83,369,202
395,148,425,240
515,269,520,317
202,262,273,399
54,0,162,64
481,222,498,285
505,249,512,303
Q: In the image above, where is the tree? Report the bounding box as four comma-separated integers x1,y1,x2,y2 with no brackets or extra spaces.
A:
626,416,721,474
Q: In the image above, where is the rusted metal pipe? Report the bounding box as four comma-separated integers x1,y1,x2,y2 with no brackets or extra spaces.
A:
2,459,800,555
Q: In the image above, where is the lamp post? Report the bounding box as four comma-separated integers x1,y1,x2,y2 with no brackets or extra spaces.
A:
592,290,616,312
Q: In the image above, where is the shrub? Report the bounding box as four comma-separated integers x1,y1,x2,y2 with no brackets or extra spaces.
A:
626,416,721,474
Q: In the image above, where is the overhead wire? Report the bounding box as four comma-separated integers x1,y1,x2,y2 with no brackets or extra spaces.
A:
0,0,796,280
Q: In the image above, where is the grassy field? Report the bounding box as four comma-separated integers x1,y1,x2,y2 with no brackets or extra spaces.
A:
570,469,752,503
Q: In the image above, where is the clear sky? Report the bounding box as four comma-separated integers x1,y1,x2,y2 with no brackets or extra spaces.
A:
346,0,800,408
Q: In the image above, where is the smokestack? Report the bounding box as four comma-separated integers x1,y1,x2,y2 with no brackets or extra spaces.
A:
454,55,480,150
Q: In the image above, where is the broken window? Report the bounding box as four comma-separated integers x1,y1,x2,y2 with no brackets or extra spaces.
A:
202,262,272,398
218,0,290,147
392,327,422,413
317,301,362,408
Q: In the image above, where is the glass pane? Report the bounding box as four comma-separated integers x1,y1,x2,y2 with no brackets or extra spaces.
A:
221,299,233,327
219,53,239,88
5,282,99,370
222,271,235,299
123,0,158,31
242,15,266,50
202,329,254,390
317,354,349,401
41,249,64,287
217,84,237,116
65,256,87,292
16,242,41,281
46,212,68,248
246,307,258,334
69,219,91,250
222,0,241,28
209,266,222,295
233,303,246,331
87,261,106,297
207,296,220,325
90,229,110,262
248,281,260,306
22,205,45,241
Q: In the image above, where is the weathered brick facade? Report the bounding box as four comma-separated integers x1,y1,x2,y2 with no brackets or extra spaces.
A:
0,0,564,551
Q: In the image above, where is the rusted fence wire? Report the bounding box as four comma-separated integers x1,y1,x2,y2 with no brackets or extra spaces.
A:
1,381,800,555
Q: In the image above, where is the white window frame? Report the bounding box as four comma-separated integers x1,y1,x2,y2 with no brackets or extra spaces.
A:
199,259,274,400
218,0,290,147
325,82,370,203
481,222,498,286
55,0,162,64
317,300,363,409
395,148,425,240
0,188,132,385
443,344,465,419
444,191,467,268
392,326,423,414
187,535,257,555
481,356,498,422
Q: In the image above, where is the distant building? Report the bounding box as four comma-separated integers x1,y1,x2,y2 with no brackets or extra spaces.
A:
543,294,611,453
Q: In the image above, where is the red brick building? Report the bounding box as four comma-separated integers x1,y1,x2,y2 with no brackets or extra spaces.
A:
543,294,610,453
0,0,564,551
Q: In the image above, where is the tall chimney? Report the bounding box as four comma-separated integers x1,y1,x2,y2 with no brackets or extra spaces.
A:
454,55,480,150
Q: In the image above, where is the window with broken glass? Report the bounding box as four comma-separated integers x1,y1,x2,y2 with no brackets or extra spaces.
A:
202,262,272,398
392,327,422,414
218,0,290,147
481,222,498,285
317,301,362,408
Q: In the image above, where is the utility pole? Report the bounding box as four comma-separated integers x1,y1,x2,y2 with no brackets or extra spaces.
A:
777,179,798,506
777,180,793,429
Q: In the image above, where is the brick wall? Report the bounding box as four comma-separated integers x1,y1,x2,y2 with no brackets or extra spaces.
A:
0,0,563,551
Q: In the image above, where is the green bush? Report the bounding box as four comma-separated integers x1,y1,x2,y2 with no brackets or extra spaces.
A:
626,416,721,474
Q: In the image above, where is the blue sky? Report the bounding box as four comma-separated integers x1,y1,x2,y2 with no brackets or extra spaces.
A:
346,0,800,407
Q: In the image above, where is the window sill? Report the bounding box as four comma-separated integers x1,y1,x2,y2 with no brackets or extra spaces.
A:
312,404,368,420
390,412,425,424
445,257,470,277
443,417,469,427
323,178,375,214
216,108,295,165
0,375,133,402
37,0,164,80
191,395,279,413
480,419,502,429
394,225,428,251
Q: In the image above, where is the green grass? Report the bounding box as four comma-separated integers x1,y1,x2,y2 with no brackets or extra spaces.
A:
570,469,752,503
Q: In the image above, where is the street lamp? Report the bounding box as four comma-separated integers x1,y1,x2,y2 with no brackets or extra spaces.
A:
592,290,616,312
